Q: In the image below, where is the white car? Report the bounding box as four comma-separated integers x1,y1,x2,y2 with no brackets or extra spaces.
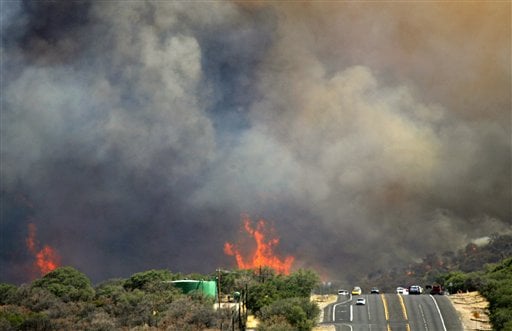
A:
397,287,410,295
356,298,366,305
338,289,349,295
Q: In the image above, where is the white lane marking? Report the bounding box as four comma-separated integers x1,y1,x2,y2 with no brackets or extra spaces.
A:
367,300,371,320
350,304,353,322
418,303,429,330
333,294,352,322
429,295,447,331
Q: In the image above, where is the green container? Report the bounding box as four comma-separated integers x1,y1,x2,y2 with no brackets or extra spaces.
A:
171,280,217,298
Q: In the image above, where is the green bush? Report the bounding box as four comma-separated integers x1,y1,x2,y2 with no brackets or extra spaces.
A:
31,266,95,302
437,271,472,292
257,297,320,331
0,306,25,330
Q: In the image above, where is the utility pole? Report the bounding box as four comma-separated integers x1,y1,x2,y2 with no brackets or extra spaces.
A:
217,268,222,308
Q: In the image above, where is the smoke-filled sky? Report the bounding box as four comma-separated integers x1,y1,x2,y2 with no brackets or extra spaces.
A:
1,1,510,284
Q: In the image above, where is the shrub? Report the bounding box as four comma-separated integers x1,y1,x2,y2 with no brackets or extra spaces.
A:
0,306,26,330
256,315,295,331
257,297,320,331
31,266,94,302
19,287,62,312
0,283,17,305
160,296,217,330
0,306,53,331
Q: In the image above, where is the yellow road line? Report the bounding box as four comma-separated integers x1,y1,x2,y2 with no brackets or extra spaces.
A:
381,294,392,331
397,294,408,320
397,294,411,331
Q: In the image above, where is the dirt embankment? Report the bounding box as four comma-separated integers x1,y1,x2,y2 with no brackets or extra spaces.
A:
448,291,492,331
311,294,337,331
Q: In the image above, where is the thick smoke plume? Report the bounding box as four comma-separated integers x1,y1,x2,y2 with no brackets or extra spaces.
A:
1,1,510,284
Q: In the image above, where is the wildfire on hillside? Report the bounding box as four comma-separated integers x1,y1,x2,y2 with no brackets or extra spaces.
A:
224,214,295,275
26,223,61,277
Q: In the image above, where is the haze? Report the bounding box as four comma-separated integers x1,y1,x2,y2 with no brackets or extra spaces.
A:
1,1,510,284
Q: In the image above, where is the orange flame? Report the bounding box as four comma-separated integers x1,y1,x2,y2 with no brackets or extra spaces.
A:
26,223,37,254
26,223,61,277
36,246,61,275
224,214,295,275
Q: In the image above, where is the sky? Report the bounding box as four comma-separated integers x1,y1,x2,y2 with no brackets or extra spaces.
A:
1,1,510,284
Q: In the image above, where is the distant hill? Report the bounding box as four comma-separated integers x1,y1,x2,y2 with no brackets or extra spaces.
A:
359,234,512,292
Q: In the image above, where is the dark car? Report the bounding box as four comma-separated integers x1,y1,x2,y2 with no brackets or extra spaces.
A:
430,284,444,295
370,287,380,294
409,285,422,295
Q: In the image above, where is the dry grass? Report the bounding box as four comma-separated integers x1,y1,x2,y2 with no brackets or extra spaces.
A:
448,291,492,331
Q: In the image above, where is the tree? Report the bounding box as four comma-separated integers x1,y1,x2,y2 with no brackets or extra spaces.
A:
247,281,278,313
473,257,512,331
123,269,173,291
283,269,320,298
246,269,320,313
31,267,94,302
437,271,470,293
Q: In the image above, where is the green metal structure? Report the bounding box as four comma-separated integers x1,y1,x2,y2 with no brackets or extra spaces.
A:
171,280,217,298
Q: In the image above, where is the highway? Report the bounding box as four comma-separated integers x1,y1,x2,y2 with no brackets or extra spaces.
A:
322,292,463,331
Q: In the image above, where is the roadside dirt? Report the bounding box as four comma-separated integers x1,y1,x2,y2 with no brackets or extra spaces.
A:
311,294,337,331
447,291,492,331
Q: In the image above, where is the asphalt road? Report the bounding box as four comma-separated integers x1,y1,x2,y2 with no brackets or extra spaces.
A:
322,293,463,331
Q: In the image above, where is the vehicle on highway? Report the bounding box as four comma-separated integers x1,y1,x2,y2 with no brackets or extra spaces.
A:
396,286,405,294
370,287,379,294
430,284,444,295
355,298,366,305
351,286,362,295
338,289,349,295
409,285,423,295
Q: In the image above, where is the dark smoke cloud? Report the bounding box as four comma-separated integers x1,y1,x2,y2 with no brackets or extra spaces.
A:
1,1,510,284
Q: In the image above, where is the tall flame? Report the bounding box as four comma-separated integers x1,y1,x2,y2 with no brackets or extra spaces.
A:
26,223,61,277
224,214,295,275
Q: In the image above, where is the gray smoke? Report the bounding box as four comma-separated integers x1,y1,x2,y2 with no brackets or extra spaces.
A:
1,1,510,284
